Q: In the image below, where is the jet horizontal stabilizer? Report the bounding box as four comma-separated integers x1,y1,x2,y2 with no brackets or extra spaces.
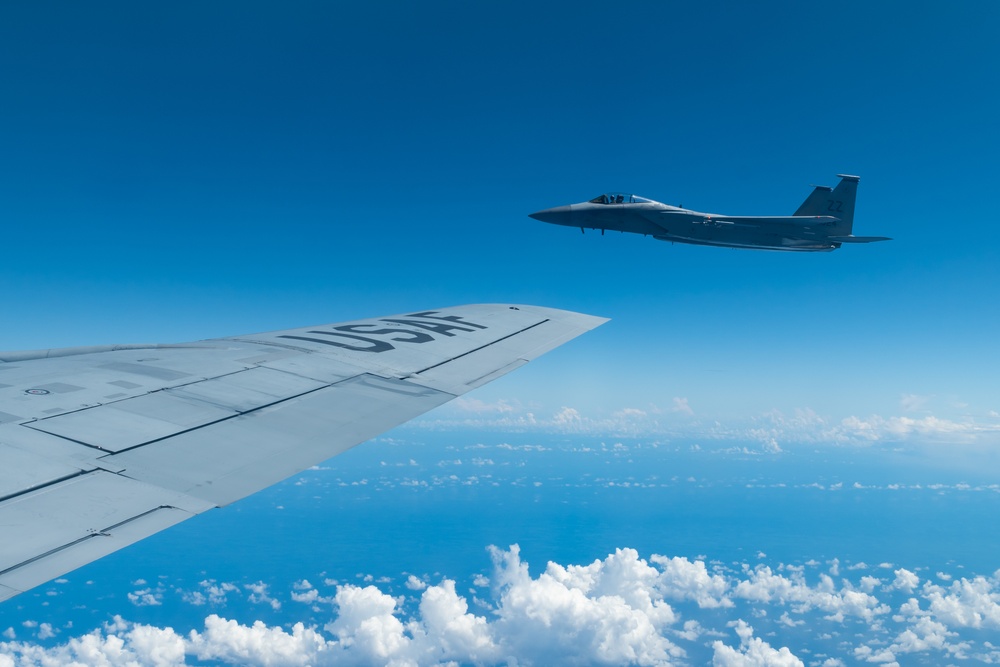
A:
828,235,892,243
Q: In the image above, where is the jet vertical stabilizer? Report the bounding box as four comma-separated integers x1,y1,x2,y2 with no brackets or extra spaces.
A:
794,174,860,235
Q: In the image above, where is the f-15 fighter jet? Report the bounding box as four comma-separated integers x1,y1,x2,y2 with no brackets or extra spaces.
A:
530,174,890,252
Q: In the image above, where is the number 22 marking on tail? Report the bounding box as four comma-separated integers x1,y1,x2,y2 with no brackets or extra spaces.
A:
827,200,844,213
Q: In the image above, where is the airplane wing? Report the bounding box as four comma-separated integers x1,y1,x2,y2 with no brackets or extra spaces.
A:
0,304,606,602
710,215,841,226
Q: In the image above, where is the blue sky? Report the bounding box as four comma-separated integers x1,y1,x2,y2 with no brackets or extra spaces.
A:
3,1,999,426
2,1,1000,665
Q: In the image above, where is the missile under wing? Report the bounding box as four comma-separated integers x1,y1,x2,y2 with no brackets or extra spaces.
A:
0,304,606,602
530,175,890,252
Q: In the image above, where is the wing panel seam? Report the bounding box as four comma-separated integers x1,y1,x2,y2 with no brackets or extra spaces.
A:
23,381,333,456
413,319,550,375
0,505,190,579
0,469,91,505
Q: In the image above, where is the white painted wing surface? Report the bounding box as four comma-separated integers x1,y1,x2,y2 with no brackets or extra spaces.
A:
0,304,607,602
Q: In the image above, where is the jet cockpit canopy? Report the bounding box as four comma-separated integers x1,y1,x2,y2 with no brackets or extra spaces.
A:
588,193,653,205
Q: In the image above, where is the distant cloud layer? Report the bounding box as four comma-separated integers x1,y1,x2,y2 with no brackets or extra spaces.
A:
4,547,1000,666
419,400,1000,447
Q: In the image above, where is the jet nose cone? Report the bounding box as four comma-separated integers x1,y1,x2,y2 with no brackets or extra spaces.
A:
529,205,572,224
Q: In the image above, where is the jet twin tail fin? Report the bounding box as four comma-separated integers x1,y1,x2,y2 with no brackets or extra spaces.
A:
794,174,859,234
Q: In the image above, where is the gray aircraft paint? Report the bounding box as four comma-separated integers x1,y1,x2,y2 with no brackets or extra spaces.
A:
530,175,890,252
0,304,606,602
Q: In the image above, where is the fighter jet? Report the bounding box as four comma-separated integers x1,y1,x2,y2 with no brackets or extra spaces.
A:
530,174,890,252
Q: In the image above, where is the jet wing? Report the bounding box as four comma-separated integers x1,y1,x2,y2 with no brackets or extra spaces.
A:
710,216,841,226
0,304,606,602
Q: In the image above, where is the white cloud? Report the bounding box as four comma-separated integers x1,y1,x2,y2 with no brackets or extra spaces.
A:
418,403,673,439
889,615,960,655
0,616,186,667
853,644,898,664
670,398,694,416
489,545,685,665
838,414,998,444
128,588,163,607
922,575,1000,629
450,396,519,415
413,579,497,663
290,588,320,604
552,406,583,426
245,581,281,610
733,566,889,622
406,575,428,591
711,620,804,666
6,548,1000,666
650,555,732,608
859,576,881,593
127,624,187,666
198,580,239,606
777,612,803,628
189,615,327,666
418,400,1000,446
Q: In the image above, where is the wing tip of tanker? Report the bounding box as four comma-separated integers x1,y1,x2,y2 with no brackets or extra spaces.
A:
468,303,609,330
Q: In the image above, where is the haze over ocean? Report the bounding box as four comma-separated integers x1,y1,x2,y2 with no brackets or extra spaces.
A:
2,2,999,665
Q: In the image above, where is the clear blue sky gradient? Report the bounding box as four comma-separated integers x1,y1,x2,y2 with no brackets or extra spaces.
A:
3,1,999,421
4,4,1000,663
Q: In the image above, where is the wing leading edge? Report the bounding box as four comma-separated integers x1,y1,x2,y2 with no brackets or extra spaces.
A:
0,304,606,602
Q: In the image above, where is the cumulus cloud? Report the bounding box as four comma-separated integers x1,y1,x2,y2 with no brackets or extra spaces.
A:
853,643,897,665
245,581,282,610
1,547,689,666
5,549,1000,666
128,588,163,607
733,566,889,622
922,575,1000,629
189,615,327,666
486,545,684,664
711,620,804,666
889,615,962,656
650,555,731,608
0,616,185,667
892,568,919,593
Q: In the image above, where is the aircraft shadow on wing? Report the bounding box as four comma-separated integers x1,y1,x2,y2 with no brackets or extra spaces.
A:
530,175,891,252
